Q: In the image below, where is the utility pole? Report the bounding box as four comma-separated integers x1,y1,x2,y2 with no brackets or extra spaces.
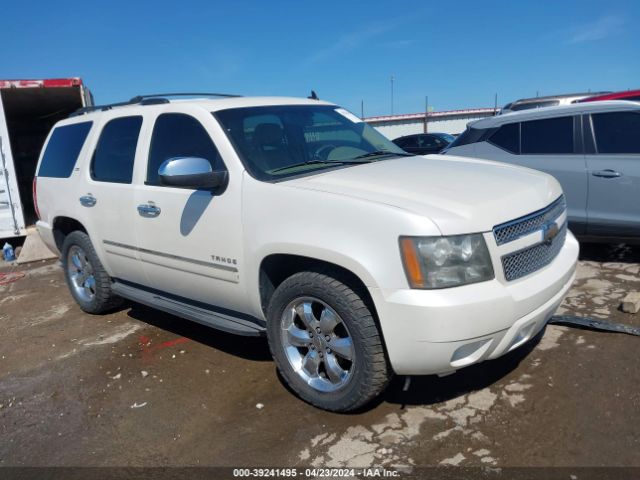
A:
390,75,394,115
494,93,498,115
424,96,428,133
361,100,364,119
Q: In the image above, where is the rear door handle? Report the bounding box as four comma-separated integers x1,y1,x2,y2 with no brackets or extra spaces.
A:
137,203,161,218
591,169,622,178
79,194,97,207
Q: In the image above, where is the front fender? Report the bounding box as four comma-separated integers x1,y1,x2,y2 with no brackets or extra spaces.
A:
241,176,441,319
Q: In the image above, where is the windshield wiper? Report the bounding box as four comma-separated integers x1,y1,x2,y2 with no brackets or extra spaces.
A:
270,159,373,174
352,150,415,159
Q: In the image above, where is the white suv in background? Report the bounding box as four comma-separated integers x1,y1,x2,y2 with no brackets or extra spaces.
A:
35,94,578,411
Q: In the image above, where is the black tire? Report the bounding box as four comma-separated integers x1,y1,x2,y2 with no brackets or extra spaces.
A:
61,231,123,314
266,269,391,412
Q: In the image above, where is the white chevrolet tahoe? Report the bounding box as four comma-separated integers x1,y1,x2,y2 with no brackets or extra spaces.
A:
34,94,578,412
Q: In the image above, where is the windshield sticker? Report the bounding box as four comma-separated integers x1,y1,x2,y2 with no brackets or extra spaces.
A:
335,108,363,123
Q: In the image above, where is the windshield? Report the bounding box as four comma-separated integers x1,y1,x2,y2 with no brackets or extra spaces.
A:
214,105,407,181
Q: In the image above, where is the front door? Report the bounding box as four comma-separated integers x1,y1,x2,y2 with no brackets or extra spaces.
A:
134,110,245,312
586,110,640,237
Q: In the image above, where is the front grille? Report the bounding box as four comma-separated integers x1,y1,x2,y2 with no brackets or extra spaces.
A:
493,196,566,246
501,223,567,281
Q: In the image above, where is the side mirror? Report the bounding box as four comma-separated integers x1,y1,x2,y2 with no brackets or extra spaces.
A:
158,157,228,190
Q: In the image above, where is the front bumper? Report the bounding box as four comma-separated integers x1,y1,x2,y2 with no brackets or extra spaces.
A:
370,230,579,375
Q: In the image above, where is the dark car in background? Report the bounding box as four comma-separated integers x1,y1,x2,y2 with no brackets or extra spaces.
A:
393,132,455,155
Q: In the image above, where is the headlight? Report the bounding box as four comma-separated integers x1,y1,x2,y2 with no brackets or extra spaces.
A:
399,234,494,289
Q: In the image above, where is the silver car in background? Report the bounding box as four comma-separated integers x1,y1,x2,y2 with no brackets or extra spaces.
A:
444,100,640,243
500,92,609,114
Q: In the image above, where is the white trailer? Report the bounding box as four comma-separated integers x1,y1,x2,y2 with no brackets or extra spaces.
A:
0,78,92,238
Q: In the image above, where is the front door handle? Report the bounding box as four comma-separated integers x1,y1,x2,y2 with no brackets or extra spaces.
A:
79,194,97,207
592,169,622,178
137,203,161,218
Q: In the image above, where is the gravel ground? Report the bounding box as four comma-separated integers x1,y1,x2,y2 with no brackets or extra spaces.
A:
0,244,639,471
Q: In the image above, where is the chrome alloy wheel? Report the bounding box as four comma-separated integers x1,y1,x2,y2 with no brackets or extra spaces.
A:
281,297,356,392
67,245,96,302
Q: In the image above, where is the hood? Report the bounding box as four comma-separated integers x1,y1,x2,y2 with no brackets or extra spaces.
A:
284,155,563,235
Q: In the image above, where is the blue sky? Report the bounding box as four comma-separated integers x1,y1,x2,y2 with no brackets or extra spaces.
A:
1,0,638,117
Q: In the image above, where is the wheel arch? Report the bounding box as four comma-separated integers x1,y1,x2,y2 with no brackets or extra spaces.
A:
52,216,87,252
258,253,379,321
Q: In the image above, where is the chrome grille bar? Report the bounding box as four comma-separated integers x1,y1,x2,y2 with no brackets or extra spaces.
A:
493,195,566,246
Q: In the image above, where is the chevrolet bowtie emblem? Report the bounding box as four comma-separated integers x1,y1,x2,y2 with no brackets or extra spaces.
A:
542,221,559,245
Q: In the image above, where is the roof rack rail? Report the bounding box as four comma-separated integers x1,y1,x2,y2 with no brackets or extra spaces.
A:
130,92,242,102
69,92,242,117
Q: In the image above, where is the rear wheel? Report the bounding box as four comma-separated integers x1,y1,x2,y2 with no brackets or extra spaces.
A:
266,270,391,412
62,231,122,314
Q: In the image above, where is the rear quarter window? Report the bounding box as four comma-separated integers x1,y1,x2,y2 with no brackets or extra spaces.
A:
38,122,93,178
446,126,489,149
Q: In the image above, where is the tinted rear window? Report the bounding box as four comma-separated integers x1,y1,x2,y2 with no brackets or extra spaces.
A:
91,116,143,183
489,123,519,153
446,126,488,149
521,116,573,154
592,111,640,154
38,122,93,178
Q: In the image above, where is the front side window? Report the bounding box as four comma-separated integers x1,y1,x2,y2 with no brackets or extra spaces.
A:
421,135,445,149
91,116,142,183
38,122,93,178
215,105,406,181
521,116,573,154
592,111,640,154
147,113,223,185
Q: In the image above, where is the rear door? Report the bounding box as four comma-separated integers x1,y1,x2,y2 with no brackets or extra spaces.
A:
0,136,18,236
0,94,24,237
585,110,640,237
77,115,148,285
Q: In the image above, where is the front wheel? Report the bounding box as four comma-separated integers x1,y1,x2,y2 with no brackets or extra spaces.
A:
266,270,391,412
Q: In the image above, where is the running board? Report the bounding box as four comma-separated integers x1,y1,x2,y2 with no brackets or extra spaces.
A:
111,281,265,337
